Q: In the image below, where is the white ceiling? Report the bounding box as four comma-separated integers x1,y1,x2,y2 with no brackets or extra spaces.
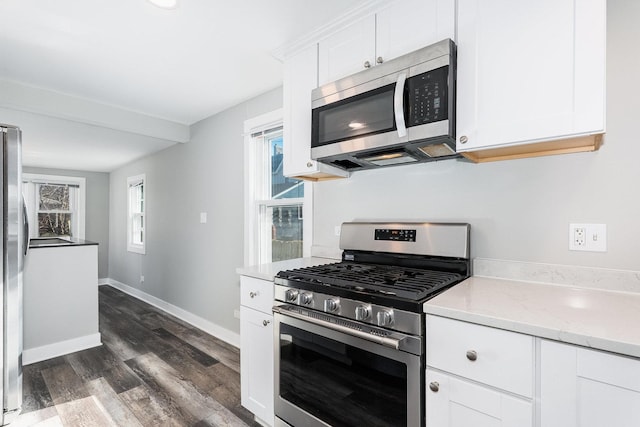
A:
0,0,368,171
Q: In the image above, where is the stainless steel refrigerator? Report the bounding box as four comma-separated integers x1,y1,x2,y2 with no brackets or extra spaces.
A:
1,124,26,425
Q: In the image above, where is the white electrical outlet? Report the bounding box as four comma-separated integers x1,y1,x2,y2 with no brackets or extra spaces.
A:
233,309,240,319
334,225,341,236
569,223,607,252
140,275,145,283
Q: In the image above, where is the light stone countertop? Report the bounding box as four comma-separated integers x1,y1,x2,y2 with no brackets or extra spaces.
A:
236,257,339,281
425,276,640,358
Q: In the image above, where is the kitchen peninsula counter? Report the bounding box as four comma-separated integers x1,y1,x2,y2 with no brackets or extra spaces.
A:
23,241,100,364
425,276,640,358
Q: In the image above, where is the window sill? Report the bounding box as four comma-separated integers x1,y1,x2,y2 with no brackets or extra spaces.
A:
127,245,146,255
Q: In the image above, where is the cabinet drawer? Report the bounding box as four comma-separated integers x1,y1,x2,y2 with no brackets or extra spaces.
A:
240,276,274,314
426,315,534,397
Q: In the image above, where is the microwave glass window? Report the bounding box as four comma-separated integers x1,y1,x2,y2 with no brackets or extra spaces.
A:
407,66,449,127
314,84,396,147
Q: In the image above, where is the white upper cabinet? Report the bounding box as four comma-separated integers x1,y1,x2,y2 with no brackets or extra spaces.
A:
282,44,349,180
456,0,606,162
318,0,455,86
376,0,455,63
318,16,376,87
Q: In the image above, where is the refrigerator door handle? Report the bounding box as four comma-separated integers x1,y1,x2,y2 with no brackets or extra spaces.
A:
22,196,29,256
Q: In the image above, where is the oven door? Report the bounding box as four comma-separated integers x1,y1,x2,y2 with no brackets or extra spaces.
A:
274,308,423,427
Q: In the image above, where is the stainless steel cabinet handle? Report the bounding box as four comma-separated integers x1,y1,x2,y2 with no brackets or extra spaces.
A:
466,350,478,361
429,382,440,392
376,56,383,64
249,292,257,298
459,135,468,144
263,320,270,326
364,60,371,68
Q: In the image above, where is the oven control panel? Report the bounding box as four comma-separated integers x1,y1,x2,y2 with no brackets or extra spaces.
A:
374,228,416,242
274,284,422,336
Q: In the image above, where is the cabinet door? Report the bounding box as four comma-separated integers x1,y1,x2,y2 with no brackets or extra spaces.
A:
540,340,640,427
426,369,533,427
240,306,274,426
283,45,349,180
376,0,455,62
456,0,606,152
318,15,375,86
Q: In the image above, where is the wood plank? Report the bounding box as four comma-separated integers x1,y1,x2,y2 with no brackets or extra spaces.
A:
40,363,90,406
22,364,54,413
85,378,144,427
54,396,117,427
119,385,187,427
152,327,219,367
125,352,247,425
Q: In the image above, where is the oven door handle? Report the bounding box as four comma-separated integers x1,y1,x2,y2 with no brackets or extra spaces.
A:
273,306,420,354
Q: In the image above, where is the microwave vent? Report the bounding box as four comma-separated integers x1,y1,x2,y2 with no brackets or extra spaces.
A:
331,159,363,170
417,143,456,158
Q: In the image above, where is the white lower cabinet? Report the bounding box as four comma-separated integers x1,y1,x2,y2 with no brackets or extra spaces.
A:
540,339,640,427
240,276,274,426
425,315,534,426
426,369,532,427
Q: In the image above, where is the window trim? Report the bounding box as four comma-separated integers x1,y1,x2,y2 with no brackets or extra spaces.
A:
243,109,312,266
127,174,146,254
23,173,86,239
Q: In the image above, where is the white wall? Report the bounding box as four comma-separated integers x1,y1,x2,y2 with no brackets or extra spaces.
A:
108,87,282,335
24,166,110,278
312,0,640,274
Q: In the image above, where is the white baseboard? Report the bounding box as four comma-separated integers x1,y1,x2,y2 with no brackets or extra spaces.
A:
102,278,240,349
23,333,102,365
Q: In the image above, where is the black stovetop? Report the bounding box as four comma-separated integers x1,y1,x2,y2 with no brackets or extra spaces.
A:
276,261,463,301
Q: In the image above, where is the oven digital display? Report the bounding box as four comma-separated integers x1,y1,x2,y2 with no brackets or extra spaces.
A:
374,228,416,242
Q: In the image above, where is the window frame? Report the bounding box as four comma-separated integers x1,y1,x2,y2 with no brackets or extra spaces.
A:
22,173,86,239
127,174,146,254
243,109,312,266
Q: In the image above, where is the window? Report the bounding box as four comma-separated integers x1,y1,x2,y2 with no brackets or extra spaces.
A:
244,110,309,265
127,174,145,254
23,174,86,239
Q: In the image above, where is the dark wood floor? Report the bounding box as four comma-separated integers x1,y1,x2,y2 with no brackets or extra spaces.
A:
14,285,260,427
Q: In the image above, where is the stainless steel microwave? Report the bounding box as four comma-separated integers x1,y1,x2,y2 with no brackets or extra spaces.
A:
311,38,458,171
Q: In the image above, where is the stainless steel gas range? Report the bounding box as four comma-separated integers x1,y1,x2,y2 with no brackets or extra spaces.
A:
272,221,471,427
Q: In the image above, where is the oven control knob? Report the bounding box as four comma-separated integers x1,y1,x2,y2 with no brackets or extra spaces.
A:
376,310,394,327
324,298,339,313
355,306,370,321
300,292,313,305
285,289,299,303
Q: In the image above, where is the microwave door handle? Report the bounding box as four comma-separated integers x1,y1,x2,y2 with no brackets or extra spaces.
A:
394,72,407,138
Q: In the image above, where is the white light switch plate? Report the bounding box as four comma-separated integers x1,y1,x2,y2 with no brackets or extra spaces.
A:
200,212,207,223
569,223,607,252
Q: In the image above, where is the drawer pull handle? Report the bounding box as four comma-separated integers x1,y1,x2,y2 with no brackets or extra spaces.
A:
429,382,439,392
263,320,271,326
466,350,478,361
249,292,257,298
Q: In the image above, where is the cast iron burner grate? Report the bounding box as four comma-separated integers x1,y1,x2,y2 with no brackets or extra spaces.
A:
276,262,463,301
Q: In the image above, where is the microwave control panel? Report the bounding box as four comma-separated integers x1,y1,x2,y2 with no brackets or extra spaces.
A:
407,65,449,126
